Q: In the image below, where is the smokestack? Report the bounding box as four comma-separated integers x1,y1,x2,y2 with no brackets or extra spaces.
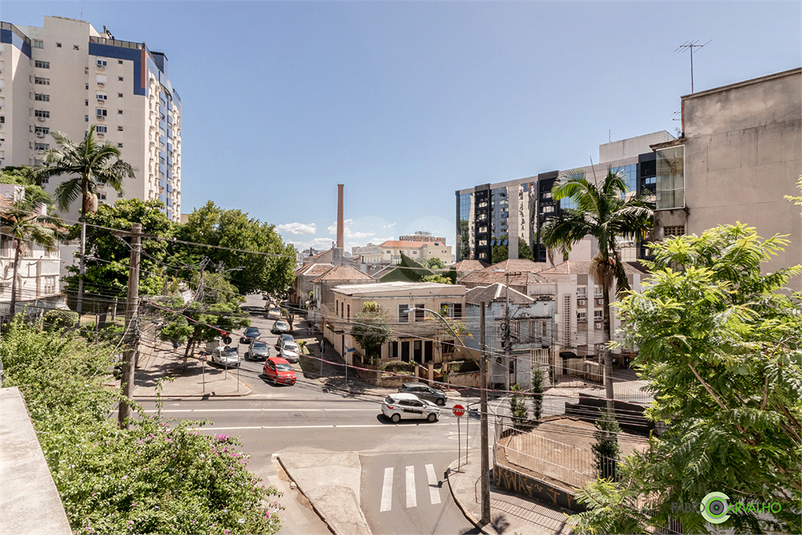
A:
336,184,344,249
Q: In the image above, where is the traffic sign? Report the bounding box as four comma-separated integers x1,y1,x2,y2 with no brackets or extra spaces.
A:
346,347,356,353
452,404,466,417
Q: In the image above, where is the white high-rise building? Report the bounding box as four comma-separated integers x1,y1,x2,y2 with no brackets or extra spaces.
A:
0,16,182,222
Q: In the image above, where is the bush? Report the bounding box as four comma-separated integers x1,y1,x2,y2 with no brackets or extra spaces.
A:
509,384,528,429
43,309,79,330
530,368,545,421
0,316,282,534
592,409,621,481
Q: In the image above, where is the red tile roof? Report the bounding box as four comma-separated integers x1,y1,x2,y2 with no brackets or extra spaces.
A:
452,260,489,272
311,265,375,283
378,240,434,248
538,260,645,276
485,259,550,272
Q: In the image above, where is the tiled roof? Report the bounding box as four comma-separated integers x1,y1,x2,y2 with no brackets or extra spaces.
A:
465,283,534,305
457,270,551,286
332,281,464,296
297,263,334,277
311,265,374,283
485,259,550,272
0,195,13,213
538,260,645,276
451,260,489,272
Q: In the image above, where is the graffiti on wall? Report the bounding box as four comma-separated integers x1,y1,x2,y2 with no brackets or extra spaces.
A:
494,464,585,513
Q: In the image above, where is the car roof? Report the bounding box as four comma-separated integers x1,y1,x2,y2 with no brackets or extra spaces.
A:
389,392,424,401
246,327,260,331
403,382,433,389
267,356,290,364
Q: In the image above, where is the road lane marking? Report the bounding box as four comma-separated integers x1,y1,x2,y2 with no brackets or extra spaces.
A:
425,464,441,505
267,475,308,525
380,468,393,512
144,408,379,413
187,423,456,431
406,465,416,508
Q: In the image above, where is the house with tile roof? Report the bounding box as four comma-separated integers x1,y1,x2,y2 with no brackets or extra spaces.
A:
376,239,452,266
308,265,377,330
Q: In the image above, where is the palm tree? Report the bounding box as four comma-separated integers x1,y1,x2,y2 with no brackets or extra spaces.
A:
37,125,135,314
541,168,653,412
0,200,61,316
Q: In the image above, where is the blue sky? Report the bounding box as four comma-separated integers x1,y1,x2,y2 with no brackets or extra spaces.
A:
3,1,800,255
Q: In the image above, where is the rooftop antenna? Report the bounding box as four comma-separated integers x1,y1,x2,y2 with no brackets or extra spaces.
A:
675,40,711,93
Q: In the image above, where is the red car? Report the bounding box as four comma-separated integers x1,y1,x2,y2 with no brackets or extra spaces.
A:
263,357,296,386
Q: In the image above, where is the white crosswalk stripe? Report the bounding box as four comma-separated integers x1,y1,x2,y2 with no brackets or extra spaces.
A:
425,464,441,505
378,464,441,512
406,465,417,508
380,467,393,512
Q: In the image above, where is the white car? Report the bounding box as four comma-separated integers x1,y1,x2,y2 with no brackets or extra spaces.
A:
279,340,300,363
211,346,240,368
381,393,440,423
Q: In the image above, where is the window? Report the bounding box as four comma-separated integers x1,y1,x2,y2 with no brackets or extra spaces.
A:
118,76,124,82
543,205,554,213
96,126,107,133
73,45,79,50
347,304,350,321
117,126,124,131
35,126,49,135
96,93,107,100
577,312,586,322
85,67,89,74
34,110,50,118
33,40,44,49
56,42,62,48
34,143,49,151
117,143,123,148
594,286,603,298
117,109,123,115
96,59,107,68
398,304,409,323
118,93,123,98
34,60,50,69
415,304,424,322
118,60,123,65
34,77,50,85
85,99,89,106
441,302,463,319
34,93,50,101
335,300,339,316
663,225,685,239
85,115,89,122
594,310,603,321
576,286,586,299
98,192,106,201
85,83,89,90
656,146,685,210
340,302,344,317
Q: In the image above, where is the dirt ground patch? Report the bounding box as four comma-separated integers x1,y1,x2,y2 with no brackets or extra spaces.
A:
496,416,648,491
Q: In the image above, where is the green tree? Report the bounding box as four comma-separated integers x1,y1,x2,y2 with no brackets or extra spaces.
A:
0,165,53,208
424,257,446,270
530,367,545,421
0,316,281,534
542,168,653,412
517,238,534,261
509,384,528,428
177,202,296,296
157,272,250,366
61,199,174,326
350,302,392,365
0,199,61,315
571,224,802,535
491,235,509,264
37,125,135,314
591,409,620,481
421,274,452,284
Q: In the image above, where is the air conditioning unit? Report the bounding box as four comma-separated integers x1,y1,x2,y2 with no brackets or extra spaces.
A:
36,132,44,138
37,116,46,122
595,322,603,329
596,298,604,305
577,299,586,306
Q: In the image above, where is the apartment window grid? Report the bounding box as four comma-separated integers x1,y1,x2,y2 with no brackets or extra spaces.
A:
618,164,638,197
398,304,409,323
34,93,50,102
577,312,587,323
594,310,603,322
35,126,49,135
414,304,425,322
34,143,49,151
663,225,685,239
34,110,50,118
576,286,586,299
96,126,107,133
563,295,571,347
34,77,50,85
34,60,50,69
594,286,603,299
335,299,339,317
32,40,44,49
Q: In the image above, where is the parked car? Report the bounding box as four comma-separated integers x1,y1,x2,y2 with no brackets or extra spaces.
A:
279,334,295,345
265,306,282,320
263,357,296,385
271,320,290,335
397,382,448,406
211,346,240,368
240,327,261,345
381,393,440,423
279,339,300,363
247,340,271,361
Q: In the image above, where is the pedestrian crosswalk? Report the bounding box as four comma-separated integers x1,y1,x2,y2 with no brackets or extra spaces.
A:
379,464,441,512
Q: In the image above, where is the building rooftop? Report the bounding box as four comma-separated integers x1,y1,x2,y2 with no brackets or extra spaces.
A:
451,260,489,272
379,240,444,248
332,281,464,296
484,259,550,272
458,270,551,286
296,263,334,277
311,265,374,283
465,283,534,305
538,260,646,276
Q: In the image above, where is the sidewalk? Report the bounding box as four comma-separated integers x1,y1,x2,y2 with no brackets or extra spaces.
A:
132,327,251,399
446,454,576,535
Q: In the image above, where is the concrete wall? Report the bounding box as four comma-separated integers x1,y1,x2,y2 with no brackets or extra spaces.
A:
0,387,72,535
682,68,802,290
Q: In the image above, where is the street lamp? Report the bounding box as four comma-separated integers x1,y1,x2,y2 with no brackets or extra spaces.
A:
403,305,491,525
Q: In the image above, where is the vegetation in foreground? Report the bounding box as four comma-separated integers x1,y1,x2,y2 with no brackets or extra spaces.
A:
1,317,282,535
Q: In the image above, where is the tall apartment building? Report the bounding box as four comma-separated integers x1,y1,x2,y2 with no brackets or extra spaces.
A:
0,16,182,222
456,131,672,263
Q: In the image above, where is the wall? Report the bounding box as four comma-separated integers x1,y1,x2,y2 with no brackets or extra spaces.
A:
682,68,802,290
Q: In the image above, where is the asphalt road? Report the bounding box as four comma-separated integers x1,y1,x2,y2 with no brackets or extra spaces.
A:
138,295,481,535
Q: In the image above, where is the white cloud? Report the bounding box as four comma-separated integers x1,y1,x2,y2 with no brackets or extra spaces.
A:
327,219,374,240
277,222,316,235
381,222,396,229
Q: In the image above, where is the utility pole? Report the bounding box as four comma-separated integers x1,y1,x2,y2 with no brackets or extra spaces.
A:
118,223,142,429
504,272,511,391
76,212,87,315
479,301,491,525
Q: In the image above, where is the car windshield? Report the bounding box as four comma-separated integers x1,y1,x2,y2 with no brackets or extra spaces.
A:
246,328,259,335
275,363,293,371
252,342,268,349
223,348,238,355
281,335,294,342
284,343,298,351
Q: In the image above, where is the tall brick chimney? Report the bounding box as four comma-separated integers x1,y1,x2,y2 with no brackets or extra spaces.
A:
336,184,344,249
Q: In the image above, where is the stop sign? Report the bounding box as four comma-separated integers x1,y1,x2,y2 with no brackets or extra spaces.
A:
452,404,465,417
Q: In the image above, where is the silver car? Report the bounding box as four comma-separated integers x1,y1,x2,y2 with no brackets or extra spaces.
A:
381,393,440,423
211,346,240,368
279,340,300,363
247,340,270,361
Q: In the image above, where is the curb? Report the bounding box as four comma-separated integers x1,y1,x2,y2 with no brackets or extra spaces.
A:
275,455,338,535
445,459,495,535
